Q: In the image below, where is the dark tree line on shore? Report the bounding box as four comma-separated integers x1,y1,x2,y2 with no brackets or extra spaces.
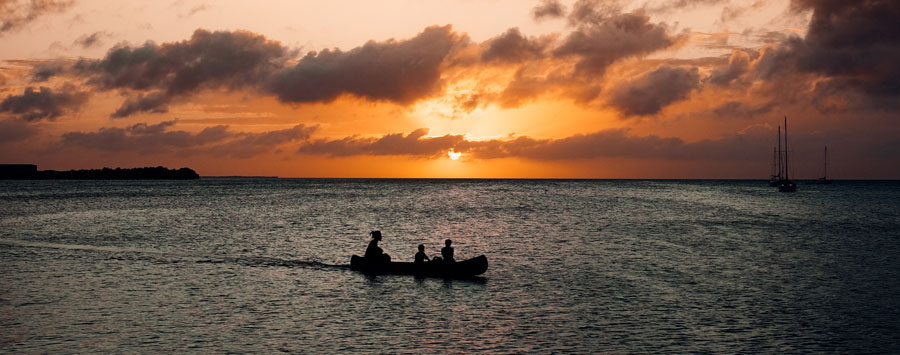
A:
0,165,200,180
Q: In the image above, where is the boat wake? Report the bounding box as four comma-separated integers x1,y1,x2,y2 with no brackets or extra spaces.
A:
195,256,350,270
0,238,350,270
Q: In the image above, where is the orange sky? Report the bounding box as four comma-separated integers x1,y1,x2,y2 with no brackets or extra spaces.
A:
2,0,899,178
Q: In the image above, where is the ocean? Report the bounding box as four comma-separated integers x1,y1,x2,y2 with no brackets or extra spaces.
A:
2,179,899,353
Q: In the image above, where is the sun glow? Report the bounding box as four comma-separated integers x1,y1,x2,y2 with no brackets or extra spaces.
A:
448,149,462,160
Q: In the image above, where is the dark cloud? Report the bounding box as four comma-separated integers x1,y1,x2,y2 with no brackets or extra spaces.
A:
645,0,729,14
111,91,170,118
300,128,465,158
61,120,316,157
747,1,900,110
30,60,68,82
711,100,775,119
721,1,772,22
0,0,73,36
73,31,108,48
61,121,221,153
795,0,900,98
567,0,622,26
469,126,773,161
553,10,681,77
210,124,318,158
185,4,208,17
299,126,774,162
0,118,37,143
267,25,465,105
461,130,683,160
532,0,566,21
0,85,89,121
608,65,700,116
481,28,547,63
480,5,684,107
707,50,750,86
76,29,290,117
71,26,468,116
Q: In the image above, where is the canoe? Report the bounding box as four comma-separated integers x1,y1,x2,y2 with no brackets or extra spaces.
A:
350,254,488,278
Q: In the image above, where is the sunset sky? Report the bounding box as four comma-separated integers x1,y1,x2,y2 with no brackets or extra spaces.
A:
2,0,899,178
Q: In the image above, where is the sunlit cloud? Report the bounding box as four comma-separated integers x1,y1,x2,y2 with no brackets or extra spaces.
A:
448,149,462,160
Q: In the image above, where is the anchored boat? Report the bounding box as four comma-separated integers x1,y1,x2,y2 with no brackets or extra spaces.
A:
775,116,796,192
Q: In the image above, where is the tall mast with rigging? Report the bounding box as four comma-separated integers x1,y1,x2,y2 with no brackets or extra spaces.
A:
777,116,797,192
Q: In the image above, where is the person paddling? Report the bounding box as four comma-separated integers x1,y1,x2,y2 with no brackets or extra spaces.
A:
414,244,430,263
441,239,454,263
365,230,391,263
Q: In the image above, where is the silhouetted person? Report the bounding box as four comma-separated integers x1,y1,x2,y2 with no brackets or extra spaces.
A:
441,239,454,263
414,244,430,263
365,230,391,263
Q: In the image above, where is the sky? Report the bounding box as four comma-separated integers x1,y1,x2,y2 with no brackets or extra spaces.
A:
1,0,899,178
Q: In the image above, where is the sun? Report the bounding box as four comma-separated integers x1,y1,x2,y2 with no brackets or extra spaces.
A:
448,149,462,160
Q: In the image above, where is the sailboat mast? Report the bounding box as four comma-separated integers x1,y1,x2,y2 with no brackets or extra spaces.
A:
783,116,789,181
778,126,784,180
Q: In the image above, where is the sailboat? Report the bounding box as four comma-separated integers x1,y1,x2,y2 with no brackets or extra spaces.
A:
776,116,797,192
812,145,832,184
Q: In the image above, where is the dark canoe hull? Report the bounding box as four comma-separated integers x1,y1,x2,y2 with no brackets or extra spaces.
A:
350,255,488,278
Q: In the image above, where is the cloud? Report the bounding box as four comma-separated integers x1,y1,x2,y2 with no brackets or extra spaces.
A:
30,60,69,82
465,126,776,162
298,126,775,162
711,100,775,119
61,121,222,153
0,0,74,36
210,124,318,158
110,91,170,118
460,130,684,160
300,128,465,158
744,1,900,110
75,29,290,117
707,50,751,86
61,120,316,157
554,10,681,76
0,85,89,121
69,26,469,116
644,0,730,14
73,31,109,48
481,28,547,63
184,4,208,17
0,118,37,143
608,65,700,116
478,4,686,108
567,0,623,25
796,0,900,98
267,25,466,105
532,0,566,21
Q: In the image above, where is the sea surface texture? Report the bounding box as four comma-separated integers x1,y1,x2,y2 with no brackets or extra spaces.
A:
2,179,899,353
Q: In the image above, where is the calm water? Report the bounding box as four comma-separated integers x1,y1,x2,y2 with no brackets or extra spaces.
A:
1,179,899,353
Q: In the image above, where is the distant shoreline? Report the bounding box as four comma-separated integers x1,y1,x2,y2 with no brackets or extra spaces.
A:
0,165,199,180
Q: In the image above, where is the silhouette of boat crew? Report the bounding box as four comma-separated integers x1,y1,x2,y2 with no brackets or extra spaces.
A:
364,230,391,263
414,244,430,263
441,239,454,263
